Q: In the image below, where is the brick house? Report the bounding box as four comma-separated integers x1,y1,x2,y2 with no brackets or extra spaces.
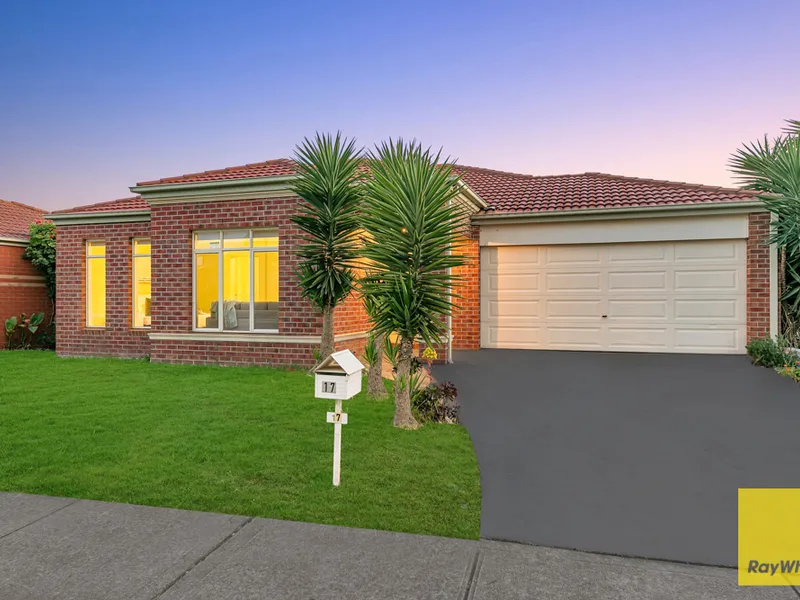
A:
0,199,51,321
50,160,774,365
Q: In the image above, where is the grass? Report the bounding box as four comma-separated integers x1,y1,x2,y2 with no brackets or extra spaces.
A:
0,351,480,539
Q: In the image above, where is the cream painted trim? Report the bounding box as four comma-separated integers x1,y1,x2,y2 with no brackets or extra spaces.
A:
149,331,368,344
456,182,487,209
0,282,46,288
480,214,749,247
49,211,151,226
770,213,779,338
472,201,764,225
0,237,28,247
130,174,298,195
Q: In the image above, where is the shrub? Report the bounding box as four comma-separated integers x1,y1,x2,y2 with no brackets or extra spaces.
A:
4,312,46,349
746,336,797,369
412,381,460,424
777,365,800,383
23,221,56,302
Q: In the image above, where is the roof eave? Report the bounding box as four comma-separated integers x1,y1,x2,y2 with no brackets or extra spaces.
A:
471,200,766,224
49,210,152,226
0,236,29,246
130,174,298,195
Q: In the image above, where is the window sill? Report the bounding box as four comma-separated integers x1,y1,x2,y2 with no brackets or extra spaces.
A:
148,331,369,344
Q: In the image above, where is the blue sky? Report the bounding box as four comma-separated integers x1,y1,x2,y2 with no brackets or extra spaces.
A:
2,0,798,210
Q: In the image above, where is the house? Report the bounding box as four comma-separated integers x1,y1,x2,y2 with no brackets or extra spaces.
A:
49,159,772,365
0,199,51,321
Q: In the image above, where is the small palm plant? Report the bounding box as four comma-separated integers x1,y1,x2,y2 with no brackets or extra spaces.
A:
291,132,364,364
361,139,467,428
730,119,800,342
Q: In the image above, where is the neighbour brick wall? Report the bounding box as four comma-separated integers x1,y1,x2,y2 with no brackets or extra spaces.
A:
334,290,370,335
747,211,771,342
452,226,480,350
55,222,152,358
0,243,51,320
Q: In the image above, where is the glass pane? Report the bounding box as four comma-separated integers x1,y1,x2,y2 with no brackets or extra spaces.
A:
133,256,152,328
194,231,220,250
87,257,106,327
222,251,251,330
254,251,279,330
223,230,250,249
195,253,219,329
133,239,151,255
253,231,279,248
87,241,105,257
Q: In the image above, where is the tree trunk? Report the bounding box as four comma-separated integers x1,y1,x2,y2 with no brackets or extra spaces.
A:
319,304,335,365
393,337,419,429
367,332,387,398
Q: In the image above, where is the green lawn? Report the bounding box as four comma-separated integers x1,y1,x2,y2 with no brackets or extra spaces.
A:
0,352,480,539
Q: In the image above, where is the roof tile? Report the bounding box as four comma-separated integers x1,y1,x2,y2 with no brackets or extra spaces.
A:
0,199,47,240
52,196,149,215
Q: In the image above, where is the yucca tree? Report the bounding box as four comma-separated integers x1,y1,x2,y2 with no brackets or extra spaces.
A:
361,139,467,428
291,132,364,364
730,119,800,339
362,294,388,398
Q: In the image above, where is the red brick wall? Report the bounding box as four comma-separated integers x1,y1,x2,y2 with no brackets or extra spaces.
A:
747,211,771,342
452,226,480,350
0,243,51,321
334,290,370,335
56,222,152,358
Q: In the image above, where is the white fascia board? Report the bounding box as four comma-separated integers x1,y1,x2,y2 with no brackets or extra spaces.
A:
471,201,764,225
49,210,152,226
0,237,28,247
150,331,368,344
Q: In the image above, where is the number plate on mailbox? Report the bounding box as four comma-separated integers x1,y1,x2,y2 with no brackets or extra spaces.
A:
326,412,348,425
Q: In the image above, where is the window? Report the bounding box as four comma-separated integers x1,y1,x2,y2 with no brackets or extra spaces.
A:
133,239,151,328
193,230,279,331
86,241,106,327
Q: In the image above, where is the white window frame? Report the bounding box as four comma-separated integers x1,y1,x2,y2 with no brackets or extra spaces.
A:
132,238,151,329
85,240,106,328
192,229,279,333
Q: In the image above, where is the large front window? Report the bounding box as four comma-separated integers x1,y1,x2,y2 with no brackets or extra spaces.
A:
193,230,279,331
133,239,151,328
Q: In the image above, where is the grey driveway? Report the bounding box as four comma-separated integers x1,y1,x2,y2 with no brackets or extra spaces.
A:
435,350,800,567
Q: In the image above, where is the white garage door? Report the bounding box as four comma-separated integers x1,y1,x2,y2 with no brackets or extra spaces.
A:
481,240,747,354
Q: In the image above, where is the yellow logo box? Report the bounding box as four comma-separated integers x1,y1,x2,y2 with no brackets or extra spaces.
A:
739,488,800,586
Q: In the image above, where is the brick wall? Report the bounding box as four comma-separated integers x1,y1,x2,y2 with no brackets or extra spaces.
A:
0,243,51,321
56,222,152,358
452,225,480,350
747,211,771,342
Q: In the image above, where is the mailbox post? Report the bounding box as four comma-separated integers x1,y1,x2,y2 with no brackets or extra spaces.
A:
313,350,365,486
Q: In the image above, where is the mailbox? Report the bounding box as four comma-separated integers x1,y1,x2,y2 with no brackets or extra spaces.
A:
313,349,365,400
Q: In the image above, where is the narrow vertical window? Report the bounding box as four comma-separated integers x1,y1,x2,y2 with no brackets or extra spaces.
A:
86,241,106,327
132,239,151,328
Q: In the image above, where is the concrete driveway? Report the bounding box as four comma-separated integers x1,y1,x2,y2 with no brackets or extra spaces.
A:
434,350,800,567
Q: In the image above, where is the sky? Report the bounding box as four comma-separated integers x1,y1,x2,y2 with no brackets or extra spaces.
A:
1,0,798,212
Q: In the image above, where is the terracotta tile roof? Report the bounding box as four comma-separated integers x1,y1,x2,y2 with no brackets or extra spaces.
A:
52,196,149,215
58,160,759,217
453,166,758,214
136,158,297,186
0,199,47,240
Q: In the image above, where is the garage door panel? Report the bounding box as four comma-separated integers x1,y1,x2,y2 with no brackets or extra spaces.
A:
545,246,602,265
547,327,603,348
674,269,740,292
674,240,740,262
608,244,667,263
546,299,603,319
481,239,747,354
608,271,667,291
546,272,602,291
608,299,668,319
607,327,669,349
674,328,740,351
674,298,742,320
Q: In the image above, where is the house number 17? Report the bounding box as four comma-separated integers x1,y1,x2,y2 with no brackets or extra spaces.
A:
323,381,337,394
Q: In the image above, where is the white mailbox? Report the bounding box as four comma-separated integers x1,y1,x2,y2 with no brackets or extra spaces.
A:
313,350,365,400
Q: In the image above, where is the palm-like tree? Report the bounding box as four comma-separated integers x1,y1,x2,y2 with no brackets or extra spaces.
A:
362,294,388,398
292,132,364,364
361,139,467,428
730,119,800,339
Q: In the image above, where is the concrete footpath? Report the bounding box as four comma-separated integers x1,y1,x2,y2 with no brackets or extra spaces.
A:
0,493,792,599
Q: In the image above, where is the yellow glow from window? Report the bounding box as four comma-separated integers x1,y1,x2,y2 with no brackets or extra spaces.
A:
86,242,106,327
133,256,151,328
253,232,279,248
254,251,279,302
195,253,219,329
133,239,151,255
223,231,250,249
223,251,251,306
194,231,220,250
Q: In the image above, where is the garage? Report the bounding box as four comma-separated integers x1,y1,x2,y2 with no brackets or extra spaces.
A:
481,239,747,353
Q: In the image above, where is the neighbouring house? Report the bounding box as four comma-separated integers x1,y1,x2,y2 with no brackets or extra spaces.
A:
0,199,51,321
49,159,773,366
